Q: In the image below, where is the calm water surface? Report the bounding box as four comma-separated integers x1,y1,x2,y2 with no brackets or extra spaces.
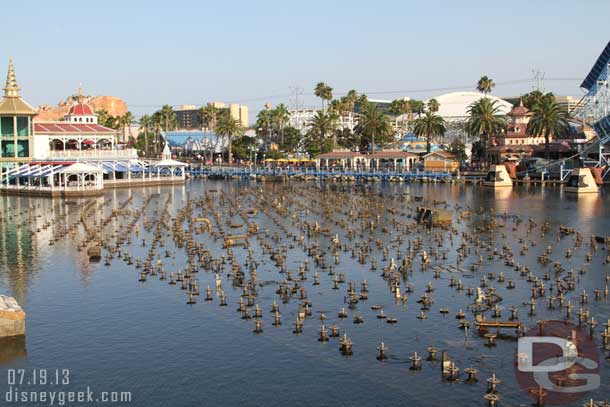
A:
0,180,609,407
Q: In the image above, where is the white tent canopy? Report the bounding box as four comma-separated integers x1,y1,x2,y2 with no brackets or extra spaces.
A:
60,162,103,174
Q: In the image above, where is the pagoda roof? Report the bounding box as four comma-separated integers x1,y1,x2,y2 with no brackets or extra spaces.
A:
0,59,37,115
0,96,37,115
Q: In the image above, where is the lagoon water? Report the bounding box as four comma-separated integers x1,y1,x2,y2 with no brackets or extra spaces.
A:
0,180,609,407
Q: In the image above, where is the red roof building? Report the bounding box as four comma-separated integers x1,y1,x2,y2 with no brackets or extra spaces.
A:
34,122,115,134
67,102,95,116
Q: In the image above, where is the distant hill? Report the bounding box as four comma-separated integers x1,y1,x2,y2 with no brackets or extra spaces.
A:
35,95,128,122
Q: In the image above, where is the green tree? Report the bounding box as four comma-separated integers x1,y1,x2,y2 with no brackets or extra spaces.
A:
477,75,495,95
389,99,409,116
96,109,120,130
521,91,556,110
150,111,163,155
343,89,359,113
199,104,219,162
255,109,275,142
526,95,570,159
357,94,369,110
336,128,360,150
231,135,257,161
305,110,338,156
120,111,133,143
272,103,290,146
427,98,440,113
216,111,244,164
139,114,151,157
158,104,177,131
465,97,507,162
280,126,302,153
407,100,425,123
413,110,447,153
314,82,333,112
448,139,467,163
355,102,394,152
200,105,219,131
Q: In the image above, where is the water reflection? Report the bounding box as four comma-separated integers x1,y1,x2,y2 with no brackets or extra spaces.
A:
0,336,27,364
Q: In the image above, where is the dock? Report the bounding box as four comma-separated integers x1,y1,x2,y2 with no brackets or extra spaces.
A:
0,295,26,337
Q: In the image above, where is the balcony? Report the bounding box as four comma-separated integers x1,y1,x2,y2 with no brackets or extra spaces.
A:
47,148,139,159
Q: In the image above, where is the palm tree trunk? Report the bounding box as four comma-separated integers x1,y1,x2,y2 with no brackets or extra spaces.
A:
144,128,148,157
371,133,375,153
545,133,550,160
228,134,233,164
426,133,431,154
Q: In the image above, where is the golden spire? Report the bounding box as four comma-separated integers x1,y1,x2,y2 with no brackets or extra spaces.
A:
4,58,20,98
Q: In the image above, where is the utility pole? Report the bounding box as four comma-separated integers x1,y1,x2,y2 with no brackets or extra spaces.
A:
290,86,304,129
532,69,545,92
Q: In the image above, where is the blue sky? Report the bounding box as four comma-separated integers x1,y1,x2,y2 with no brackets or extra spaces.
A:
1,0,608,118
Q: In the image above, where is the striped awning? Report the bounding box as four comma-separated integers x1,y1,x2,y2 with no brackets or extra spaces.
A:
6,164,68,179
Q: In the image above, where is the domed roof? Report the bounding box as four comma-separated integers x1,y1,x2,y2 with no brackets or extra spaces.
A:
68,102,94,116
508,100,529,116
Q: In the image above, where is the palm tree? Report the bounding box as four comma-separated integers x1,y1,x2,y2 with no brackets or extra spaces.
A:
139,114,151,157
427,99,440,113
355,103,393,153
526,96,569,159
255,109,275,143
413,111,446,153
159,104,177,131
389,99,410,131
306,110,339,150
344,89,358,112
200,105,219,162
408,100,425,120
120,111,133,143
465,98,507,162
216,111,244,164
477,75,495,95
521,90,553,110
150,111,163,155
273,103,290,146
314,82,333,112
200,104,218,132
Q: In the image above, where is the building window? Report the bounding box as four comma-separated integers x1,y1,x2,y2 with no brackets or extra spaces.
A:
17,117,28,137
0,117,14,137
17,140,29,157
1,140,15,157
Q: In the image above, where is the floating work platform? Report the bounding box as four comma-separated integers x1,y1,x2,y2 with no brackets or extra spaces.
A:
482,165,513,188
0,295,26,337
564,168,600,194
416,206,452,227
474,315,523,333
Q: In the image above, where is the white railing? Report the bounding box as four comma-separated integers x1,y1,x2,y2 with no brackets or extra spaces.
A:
47,149,138,159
